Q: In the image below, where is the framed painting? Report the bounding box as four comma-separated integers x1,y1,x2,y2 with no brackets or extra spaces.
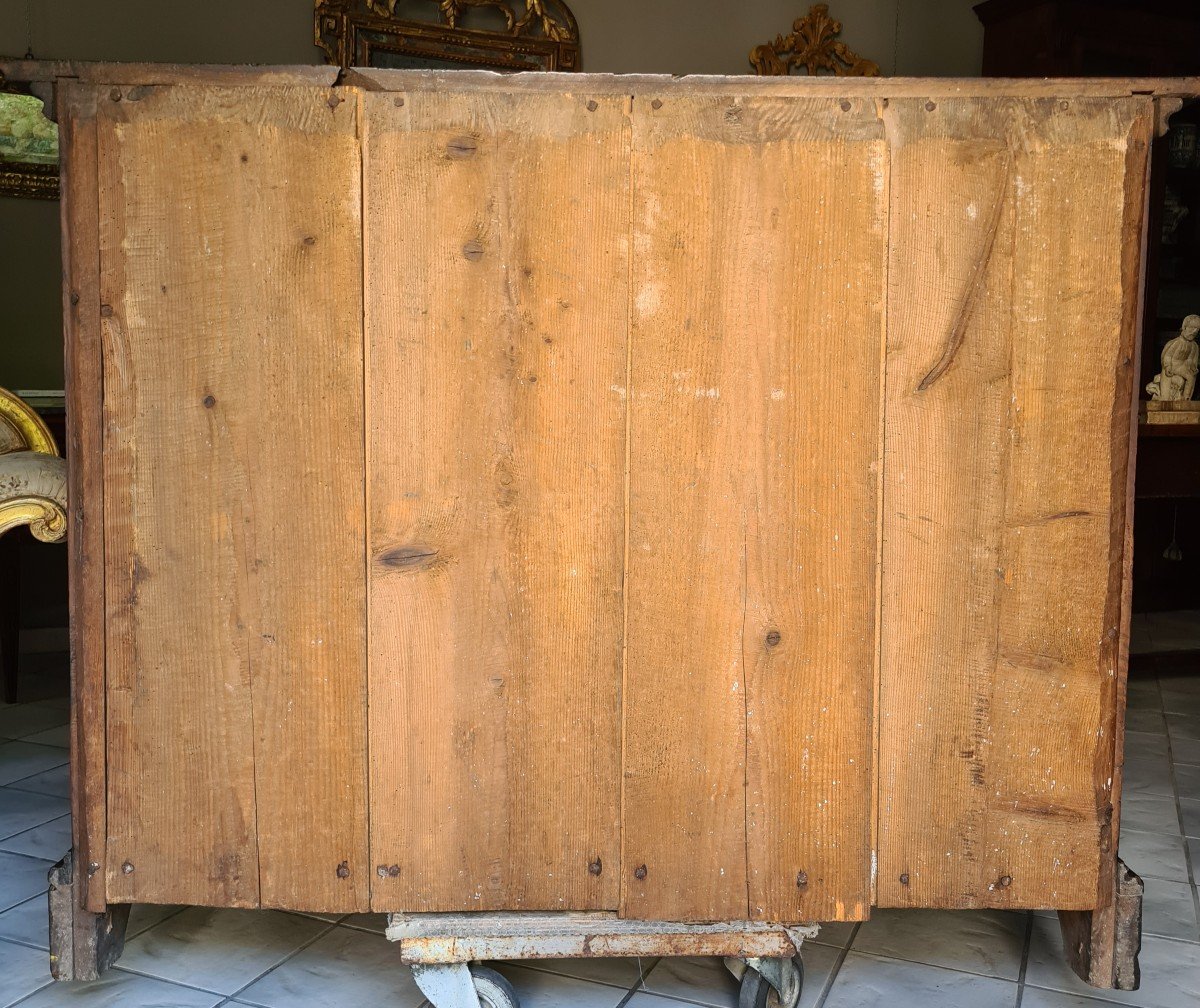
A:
0,84,58,200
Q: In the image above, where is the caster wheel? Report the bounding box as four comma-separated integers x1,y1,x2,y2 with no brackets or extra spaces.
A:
469,964,520,1008
739,956,804,1008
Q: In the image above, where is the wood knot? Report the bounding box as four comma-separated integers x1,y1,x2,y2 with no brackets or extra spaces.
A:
377,544,439,571
462,239,484,261
447,135,478,158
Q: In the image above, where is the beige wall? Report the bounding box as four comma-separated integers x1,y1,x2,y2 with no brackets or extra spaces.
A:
0,0,983,388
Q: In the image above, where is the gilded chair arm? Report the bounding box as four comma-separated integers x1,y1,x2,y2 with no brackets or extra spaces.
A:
0,450,68,543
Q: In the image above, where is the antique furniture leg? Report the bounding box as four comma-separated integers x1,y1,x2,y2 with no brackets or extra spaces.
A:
1057,859,1143,990
47,851,130,981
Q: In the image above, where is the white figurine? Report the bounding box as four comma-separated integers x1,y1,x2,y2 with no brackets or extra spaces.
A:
1147,314,1200,401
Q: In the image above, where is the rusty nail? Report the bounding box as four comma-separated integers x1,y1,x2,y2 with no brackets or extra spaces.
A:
586,100,598,112
899,872,910,885
766,630,782,647
588,857,603,876
376,865,388,878
327,94,344,110
121,861,135,874
651,99,663,110
462,239,484,261
388,864,400,877
634,864,648,881
925,101,936,112
840,100,852,112
796,870,808,889
394,96,405,107
87,861,100,877
109,88,122,102
336,861,350,879
70,291,80,306
100,304,113,318
202,395,216,408
998,874,1013,888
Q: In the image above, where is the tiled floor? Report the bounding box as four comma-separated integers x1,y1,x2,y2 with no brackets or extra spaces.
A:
1,646,1199,1007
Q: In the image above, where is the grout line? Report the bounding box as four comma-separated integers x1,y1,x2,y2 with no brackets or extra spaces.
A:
814,920,860,1008
0,847,57,866
0,930,49,954
1013,911,1033,1008
507,960,644,993
221,919,341,1002
2,975,55,1008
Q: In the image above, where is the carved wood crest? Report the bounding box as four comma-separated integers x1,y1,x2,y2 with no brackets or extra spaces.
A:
315,0,580,72
750,4,880,77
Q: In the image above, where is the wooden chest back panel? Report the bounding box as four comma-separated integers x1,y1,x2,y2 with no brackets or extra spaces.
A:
74,72,1157,919
99,85,369,910
621,93,886,923
876,97,1151,911
363,89,629,913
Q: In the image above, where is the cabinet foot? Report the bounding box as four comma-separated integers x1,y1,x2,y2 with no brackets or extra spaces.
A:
48,849,130,981
1057,859,1142,990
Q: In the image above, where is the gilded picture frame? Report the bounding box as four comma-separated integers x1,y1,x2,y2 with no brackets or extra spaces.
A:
0,80,59,201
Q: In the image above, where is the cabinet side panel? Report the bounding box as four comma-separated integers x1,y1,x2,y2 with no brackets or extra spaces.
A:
622,94,886,922
364,90,628,912
59,82,107,913
877,97,1152,909
100,85,367,909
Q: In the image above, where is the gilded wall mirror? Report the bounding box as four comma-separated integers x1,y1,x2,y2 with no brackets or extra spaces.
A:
750,4,880,77
315,0,580,73
0,78,58,200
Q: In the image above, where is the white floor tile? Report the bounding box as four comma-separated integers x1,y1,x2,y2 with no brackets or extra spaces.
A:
642,955,739,1008
516,955,646,987
0,851,53,913
811,920,857,948
0,705,68,742
1123,732,1169,761
0,814,70,861
1026,914,1200,1006
340,911,386,934
127,904,187,939
0,741,68,788
21,725,70,748
0,786,69,840
0,935,53,1006
1141,877,1200,942
119,906,329,995
19,969,225,1007
822,952,1017,1007
493,962,630,1008
1120,757,1175,797
1180,798,1200,838
1120,792,1182,835
1117,829,1190,883
851,907,1026,980
1022,988,1148,1007
8,763,71,799
1173,763,1200,802
235,925,422,1008
0,894,48,949
1126,709,1168,735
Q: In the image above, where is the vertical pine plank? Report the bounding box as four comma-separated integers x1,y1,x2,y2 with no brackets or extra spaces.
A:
622,94,886,922
364,90,628,912
877,97,1152,909
58,82,108,913
100,85,367,909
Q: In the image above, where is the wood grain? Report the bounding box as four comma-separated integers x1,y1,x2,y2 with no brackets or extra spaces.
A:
99,85,367,910
877,96,1154,910
363,90,628,912
621,94,885,923
57,82,107,914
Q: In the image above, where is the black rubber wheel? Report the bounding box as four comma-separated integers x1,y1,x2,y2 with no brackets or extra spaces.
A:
469,965,520,1008
738,957,804,1008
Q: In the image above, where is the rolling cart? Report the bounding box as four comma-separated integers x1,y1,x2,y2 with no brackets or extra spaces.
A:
389,912,815,1008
